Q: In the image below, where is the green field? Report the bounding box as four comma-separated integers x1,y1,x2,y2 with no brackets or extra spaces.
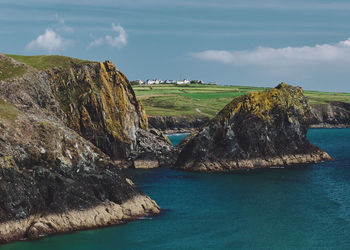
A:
134,84,350,118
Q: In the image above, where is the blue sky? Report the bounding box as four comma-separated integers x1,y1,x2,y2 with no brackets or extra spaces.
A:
1,0,350,92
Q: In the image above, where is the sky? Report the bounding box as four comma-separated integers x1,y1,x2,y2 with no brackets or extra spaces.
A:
1,0,350,92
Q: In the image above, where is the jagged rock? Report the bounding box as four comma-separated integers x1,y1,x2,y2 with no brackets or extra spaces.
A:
175,83,331,172
0,54,160,244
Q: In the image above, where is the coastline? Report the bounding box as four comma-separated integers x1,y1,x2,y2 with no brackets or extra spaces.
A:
310,124,350,129
177,152,332,172
0,195,160,245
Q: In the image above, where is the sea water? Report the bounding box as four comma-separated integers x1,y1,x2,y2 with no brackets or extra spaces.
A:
2,128,350,249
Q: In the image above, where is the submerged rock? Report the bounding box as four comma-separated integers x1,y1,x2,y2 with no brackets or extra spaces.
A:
175,83,331,172
0,54,160,244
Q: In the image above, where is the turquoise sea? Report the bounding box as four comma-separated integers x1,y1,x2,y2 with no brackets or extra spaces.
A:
2,129,350,250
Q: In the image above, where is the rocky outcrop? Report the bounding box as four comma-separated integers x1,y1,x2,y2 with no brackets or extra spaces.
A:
148,116,210,133
132,129,178,169
0,194,159,243
47,61,174,167
175,83,331,172
0,55,160,244
310,102,350,128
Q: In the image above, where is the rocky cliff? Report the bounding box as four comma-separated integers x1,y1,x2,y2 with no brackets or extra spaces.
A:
175,83,331,172
0,54,161,244
310,102,350,127
148,116,210,133
47,60,175,167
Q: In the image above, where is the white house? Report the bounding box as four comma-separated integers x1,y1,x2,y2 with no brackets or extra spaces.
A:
146,79,156,84
165,80,175,84
154,79,163,84
146,79,163,84
135,79,144,84
176,79,190,85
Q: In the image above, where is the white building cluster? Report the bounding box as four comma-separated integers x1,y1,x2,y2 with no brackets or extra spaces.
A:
135,79,204,85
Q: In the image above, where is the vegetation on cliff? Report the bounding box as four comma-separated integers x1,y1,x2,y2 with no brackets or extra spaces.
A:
0,98,17,121
0,55,27,80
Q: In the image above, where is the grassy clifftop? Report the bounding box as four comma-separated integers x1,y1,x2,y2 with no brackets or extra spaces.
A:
6,54,92,70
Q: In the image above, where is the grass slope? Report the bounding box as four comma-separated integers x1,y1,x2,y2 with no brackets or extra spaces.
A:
134,84,350,118
6,54,92,70
0,57,26,81
0,98,17,121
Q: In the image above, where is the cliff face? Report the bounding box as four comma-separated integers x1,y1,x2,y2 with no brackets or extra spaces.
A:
310,102,350,127
47,61,144,161
175,83,331,172
0,55,160,244
148,116,210,133
46,60,175,167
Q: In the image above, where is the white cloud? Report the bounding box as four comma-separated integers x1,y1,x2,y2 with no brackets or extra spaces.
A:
88,23,127,49
55,14,74,33
88,37,104,48
105,23,127,48
193,38,350,67
26,29,72,52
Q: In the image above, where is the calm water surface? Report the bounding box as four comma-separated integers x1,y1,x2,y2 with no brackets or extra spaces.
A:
2,129,350,249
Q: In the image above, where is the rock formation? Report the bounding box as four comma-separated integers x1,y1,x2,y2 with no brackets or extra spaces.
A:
47,60,175,167
148,116,210,133
133,128,177,168
310,102,350,128
175,83,331,172
0,54,161,244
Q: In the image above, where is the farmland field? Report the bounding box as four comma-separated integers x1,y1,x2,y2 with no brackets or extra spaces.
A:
133,84,350,118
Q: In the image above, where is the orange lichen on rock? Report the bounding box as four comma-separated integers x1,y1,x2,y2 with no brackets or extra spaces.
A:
48,60,149,161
